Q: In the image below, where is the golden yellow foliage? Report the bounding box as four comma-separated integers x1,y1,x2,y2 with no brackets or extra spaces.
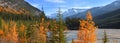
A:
31,18,48,43
86,11,93,21
74,11,97,43
19,24,27,43
39,18,47,43
0,6,30,15
0,30,4,37
20,24,26,32
9,21,18,43
0,20,18,43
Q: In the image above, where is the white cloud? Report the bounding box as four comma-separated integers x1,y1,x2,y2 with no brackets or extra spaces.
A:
31,3,40,8
71,6,92,9
45,0,65,3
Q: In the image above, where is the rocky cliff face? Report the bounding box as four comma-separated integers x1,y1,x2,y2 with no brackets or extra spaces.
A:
0,0,42,15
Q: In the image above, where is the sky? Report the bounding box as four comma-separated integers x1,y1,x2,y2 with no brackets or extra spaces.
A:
25,0,116,16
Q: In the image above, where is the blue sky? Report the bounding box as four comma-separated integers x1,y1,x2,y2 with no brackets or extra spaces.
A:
25,0,116,16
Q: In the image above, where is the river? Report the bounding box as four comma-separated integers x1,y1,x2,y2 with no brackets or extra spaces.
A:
65,29,120,43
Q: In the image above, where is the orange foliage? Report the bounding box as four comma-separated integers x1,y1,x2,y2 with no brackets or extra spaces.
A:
0,20,18,43
31,18,48,43
0,30,4,37
74,11,97,43
39,18,47,43
9,21,18,43
0,6,30,15
19,24,27,43
20,24,26,32
86,11,92,20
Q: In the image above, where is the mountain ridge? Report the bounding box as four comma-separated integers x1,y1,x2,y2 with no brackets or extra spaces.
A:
94,9,120,29
49,0,120,19
0,0,42,15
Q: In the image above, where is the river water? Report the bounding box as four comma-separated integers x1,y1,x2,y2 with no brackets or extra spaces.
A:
65,29,120,43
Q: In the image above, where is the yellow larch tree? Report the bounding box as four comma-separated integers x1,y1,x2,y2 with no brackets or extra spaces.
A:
0,29,4,43
31,18,47,43
19,24,27,43
73,11,97,43
39,18,48,43
8,21,18,43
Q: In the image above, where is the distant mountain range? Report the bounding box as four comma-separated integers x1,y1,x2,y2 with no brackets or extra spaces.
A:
49,0,120,19
49,0,120,29
72,0,120,18
0,0,42,15
49,8,87,19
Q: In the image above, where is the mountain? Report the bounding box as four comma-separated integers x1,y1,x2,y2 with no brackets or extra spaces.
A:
49,0,120,19
67,0,120,19
49,8,87,19
0,0,42,15
94,9,120,29
62,8,87,19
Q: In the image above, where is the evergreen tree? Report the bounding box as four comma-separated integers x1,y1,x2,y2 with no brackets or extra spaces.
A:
72,39,74,43
57,8,66,43
39,6,46,20
49,20,59,43
103,30,109,43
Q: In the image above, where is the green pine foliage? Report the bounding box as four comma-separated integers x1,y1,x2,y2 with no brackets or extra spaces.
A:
57,8,67,43
71,39,74,43
49,20,59,43
103,30,109,43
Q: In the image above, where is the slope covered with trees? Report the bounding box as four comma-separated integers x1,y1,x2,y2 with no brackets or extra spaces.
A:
94,9,120,29
0,0,42,15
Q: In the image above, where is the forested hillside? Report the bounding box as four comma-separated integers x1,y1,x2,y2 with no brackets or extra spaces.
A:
94,9,120,29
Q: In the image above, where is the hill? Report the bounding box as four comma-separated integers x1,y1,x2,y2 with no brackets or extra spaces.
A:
94,9,120,29
0,0,42,15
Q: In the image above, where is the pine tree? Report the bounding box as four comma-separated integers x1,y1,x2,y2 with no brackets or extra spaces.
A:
72,39,74,43
49,20,59,43
40,6,46,20
103,30,109,43
57,8,66,43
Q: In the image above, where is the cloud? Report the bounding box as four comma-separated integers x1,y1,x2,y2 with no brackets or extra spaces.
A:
45,0,65,3
71,6,92,9
31,3,40,8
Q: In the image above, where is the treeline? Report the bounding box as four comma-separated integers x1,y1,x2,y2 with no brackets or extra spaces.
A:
0,6,47,21
65,18,81,30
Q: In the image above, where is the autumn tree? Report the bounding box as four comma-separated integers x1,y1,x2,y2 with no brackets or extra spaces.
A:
38,18,47,43
8,21,18,43
0,29,4,43
31,18,48,43
73,11,97,43
18,24,27,43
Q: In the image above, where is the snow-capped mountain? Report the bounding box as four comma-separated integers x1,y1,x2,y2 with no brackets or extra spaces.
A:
68,0,120,18
49,8,87,19
62,8,87,19
49,0,120,19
